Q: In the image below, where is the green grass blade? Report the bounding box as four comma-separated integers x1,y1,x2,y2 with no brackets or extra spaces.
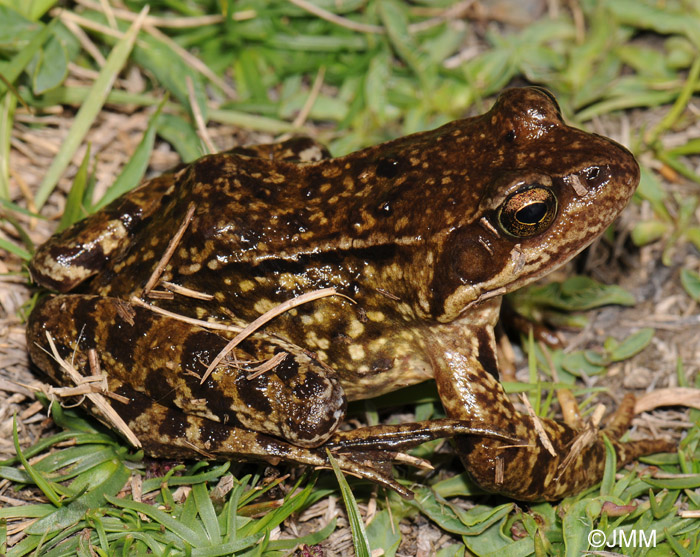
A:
12,414,62,506
34,7,149,209
140,462,230,494
0,503,55,519
6,530,52,556
155,112,203,162
647,55,700,145
266,518,336,549
23,83,298,134
0,206,34,256
192,482,221,546
208,106,298,133
665,529,694,557
0,15,57,96
25,459,131,536
57,144,90,232
326,450,371,557
377,0,428,88
132,34,208,122
189,534,263,557
33,34,69,95
0,518,5,556
93,98,166,211
0,92,16,198
40,447,123,484
599,434,617,497
103,494,208,548
0,430,111,467
606,0,700,49
0,236,31,260
14,0,59,20
0,197,44,218
238,480,314,539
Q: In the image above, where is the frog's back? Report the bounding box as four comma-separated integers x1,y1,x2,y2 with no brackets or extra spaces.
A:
84,116,493,306
147,118,491,260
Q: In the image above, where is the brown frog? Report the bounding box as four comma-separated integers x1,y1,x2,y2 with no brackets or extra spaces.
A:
27,88,672,501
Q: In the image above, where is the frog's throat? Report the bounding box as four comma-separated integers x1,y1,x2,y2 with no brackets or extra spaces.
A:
445,243,527,319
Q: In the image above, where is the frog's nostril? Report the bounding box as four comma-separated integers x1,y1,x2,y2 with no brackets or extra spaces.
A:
583,164,608,188
586,166,600,181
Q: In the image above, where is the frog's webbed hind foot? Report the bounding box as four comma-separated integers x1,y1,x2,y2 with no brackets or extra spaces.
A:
602,394,676,464
327,420,520,451
454,392,675,502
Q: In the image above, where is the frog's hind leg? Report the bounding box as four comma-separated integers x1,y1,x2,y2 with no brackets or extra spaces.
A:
27,294,522,499
76,375,419,498
26,294,347,449
108,379,410,492
83,376,521,500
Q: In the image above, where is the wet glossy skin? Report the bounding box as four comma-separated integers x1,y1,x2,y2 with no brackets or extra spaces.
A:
27,88,671,501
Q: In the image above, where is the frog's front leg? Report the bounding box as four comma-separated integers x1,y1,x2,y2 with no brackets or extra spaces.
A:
433,322,674,502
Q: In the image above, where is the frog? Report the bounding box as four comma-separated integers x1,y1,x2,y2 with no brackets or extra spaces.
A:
26,87,673,501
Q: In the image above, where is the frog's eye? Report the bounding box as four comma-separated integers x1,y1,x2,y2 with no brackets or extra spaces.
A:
498,186,557,238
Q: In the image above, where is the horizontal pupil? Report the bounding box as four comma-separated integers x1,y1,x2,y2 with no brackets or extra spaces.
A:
516,202,547,224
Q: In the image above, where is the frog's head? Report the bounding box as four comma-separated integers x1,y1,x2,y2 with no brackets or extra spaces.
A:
434,87,640,321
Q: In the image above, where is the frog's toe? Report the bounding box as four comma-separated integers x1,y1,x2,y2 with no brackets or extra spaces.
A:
615,438,676,465
601,394,676,460
602,393,639,440
327,451,415,498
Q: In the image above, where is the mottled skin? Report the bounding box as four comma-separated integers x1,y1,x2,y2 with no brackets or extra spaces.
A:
27,88,671,501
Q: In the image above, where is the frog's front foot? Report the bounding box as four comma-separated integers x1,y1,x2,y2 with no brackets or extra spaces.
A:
433,322,674,501
453,394,675,501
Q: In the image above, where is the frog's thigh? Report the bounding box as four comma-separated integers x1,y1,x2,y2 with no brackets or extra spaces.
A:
105,376,329,464
27,294,347,448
